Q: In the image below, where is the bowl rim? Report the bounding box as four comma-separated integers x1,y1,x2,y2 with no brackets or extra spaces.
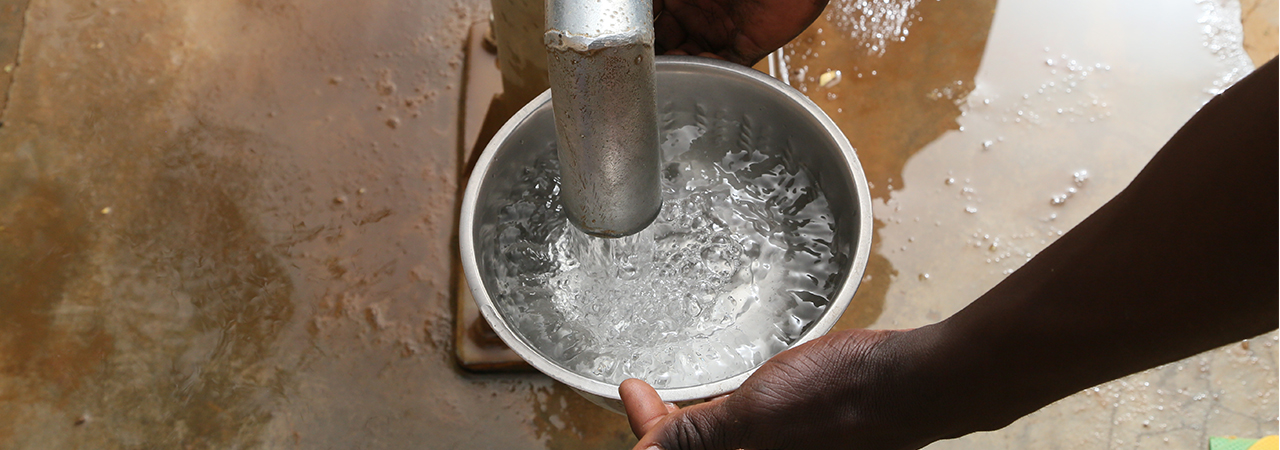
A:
459,55,873,402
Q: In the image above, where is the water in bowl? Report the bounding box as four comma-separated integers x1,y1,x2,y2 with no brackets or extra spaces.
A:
489,116,843,389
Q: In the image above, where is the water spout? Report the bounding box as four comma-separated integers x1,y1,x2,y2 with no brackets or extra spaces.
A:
545,0,661,238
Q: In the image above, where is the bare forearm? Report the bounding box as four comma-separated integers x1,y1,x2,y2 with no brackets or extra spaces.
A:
904,58,1278,439
620,59,1275,450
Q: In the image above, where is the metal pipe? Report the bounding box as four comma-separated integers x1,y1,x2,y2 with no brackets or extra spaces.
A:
545,0,661,238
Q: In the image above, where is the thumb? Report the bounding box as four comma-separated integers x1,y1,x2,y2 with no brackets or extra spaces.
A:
633,395,745,450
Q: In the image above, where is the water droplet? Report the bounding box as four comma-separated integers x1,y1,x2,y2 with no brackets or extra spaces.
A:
1073,170,1089,185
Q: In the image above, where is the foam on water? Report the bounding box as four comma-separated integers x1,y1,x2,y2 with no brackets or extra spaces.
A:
489,118,840,389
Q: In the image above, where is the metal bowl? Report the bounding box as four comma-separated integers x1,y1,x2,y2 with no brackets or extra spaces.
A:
460,56,872,402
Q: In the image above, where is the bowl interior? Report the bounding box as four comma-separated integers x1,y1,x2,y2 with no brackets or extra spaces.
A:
465,57,870,401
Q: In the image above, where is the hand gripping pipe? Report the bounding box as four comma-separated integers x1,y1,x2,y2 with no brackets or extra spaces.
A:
545,0,662,238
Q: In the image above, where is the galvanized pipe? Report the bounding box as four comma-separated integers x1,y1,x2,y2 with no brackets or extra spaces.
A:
545,0,662,238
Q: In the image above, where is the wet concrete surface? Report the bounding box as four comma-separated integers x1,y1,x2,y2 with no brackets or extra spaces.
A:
0,0,634,447
775,0,1000,330
780,0,1278,447
0,0,1274,448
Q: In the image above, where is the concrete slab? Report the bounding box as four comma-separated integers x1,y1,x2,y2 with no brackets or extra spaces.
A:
0,0,1273,448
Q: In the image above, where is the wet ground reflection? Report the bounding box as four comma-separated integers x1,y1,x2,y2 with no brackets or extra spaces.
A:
791,0,1278,447
779,0,998,329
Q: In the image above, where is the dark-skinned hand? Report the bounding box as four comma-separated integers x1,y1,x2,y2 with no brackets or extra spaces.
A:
619,60,1278,450
620,329,949,450
653,0,828,65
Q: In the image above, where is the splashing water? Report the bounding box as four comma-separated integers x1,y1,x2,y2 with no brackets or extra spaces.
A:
1195,0,1255,94
489,119,841,389
825,0,922,56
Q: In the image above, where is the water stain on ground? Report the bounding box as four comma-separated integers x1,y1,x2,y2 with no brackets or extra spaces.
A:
0,0,297,444
780,0,997,329
0,173,114,441
124,125,295,447
0,178,90,376
0,149,112,445
0,125,297,448
530,383,633,450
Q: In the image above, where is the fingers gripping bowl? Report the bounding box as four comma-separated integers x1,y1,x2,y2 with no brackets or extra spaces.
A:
460,56,872,403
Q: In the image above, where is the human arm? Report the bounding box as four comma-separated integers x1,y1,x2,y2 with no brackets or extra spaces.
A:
622,58,1279,450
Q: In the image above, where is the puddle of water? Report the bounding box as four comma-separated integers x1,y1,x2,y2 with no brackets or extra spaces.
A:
777,0,999,329
784,0,1275,447
862,0,1255,329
